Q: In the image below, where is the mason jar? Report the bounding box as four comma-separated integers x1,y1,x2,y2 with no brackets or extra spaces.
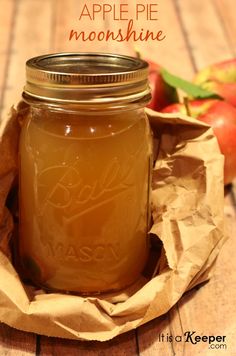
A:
19,52,152,294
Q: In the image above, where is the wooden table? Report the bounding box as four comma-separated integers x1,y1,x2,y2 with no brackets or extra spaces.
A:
0,0,236,354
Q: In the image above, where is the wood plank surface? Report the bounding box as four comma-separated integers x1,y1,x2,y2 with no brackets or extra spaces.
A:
215,0,236,55
137,315,174,356
0,0,52,122
0,0,15,113
0,0,236,355
176,0,234,70
147,0,194,77
0,323,36,355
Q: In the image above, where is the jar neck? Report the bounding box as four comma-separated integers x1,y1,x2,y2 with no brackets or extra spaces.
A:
22,92,151,114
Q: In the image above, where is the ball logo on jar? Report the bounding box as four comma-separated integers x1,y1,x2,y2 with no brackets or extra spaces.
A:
37,155,136,222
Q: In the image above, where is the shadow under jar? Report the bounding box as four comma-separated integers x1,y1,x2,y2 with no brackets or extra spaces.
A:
19,52,152,294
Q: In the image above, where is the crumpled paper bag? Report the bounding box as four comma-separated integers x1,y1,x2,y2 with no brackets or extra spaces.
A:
0,104,225,341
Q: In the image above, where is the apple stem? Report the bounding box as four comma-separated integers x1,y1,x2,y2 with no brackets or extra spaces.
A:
184,97,191,116
134,47,141,59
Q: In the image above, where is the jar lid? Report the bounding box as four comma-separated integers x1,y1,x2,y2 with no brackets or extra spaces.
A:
23,52,151,106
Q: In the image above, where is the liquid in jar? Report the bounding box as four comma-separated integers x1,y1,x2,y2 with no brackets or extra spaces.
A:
19,108,152,293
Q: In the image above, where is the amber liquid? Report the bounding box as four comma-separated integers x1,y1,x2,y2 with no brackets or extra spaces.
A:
19,108,151,293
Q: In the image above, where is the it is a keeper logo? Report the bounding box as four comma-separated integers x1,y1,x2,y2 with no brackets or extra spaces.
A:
157,331,227,350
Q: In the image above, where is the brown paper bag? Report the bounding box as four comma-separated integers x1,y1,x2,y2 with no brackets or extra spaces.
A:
0,104,226,341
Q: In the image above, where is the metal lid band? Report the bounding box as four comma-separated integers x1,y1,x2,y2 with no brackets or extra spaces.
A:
24,52,151,105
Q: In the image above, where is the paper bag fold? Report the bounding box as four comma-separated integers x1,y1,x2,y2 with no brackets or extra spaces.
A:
0,106,226,341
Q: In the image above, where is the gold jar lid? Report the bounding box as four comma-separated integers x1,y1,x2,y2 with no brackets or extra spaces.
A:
23,52,151,106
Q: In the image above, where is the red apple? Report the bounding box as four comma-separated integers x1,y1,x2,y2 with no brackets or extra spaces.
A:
194,59,236,107
146,59,178,111
162,99,236,185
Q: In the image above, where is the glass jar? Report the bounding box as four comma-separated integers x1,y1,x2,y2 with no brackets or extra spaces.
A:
19,53,152,294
